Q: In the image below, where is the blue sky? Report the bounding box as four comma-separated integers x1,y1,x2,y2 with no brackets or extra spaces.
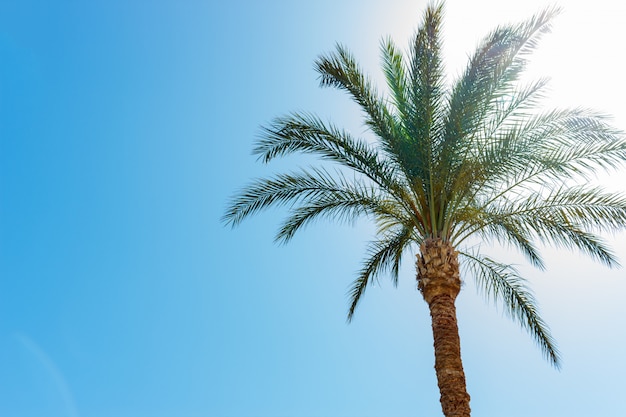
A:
1,0,625,416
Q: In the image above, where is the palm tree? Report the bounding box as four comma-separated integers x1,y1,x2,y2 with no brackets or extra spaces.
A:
223,2,626,416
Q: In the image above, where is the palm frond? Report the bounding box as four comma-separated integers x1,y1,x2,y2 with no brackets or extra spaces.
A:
480,78,550,144
315,44,401,161
524,214,618,267
409,1,446,127
380,36,410,122
405,1,447,176
461,186,626,267
457,210,546,269
480,109,626,194
447,83,552,207
439,7,561,218
276,181,411,243
347,226,414,321
254,112,405,196
445,6,560,145
222,167,359,227
460,251,561,368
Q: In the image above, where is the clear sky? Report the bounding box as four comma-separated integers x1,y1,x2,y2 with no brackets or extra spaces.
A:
1,0,625,416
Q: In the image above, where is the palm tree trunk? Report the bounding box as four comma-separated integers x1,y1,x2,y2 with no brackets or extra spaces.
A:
417,238,471,417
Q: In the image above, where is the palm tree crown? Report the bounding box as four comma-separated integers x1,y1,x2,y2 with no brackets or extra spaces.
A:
224,2,626,415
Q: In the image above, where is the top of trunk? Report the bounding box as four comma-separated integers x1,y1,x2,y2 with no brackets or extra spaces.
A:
416,238,461,304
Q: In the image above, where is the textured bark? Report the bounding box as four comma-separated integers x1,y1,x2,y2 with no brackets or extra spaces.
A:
417,238,471,417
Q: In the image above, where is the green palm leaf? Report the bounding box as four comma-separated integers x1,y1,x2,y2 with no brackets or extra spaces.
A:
461,251,560,367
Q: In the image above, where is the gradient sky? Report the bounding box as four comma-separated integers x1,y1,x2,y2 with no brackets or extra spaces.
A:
1,1,625,416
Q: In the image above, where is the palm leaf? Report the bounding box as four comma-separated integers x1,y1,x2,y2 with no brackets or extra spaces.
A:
348,226,414,321
461,251,561,368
